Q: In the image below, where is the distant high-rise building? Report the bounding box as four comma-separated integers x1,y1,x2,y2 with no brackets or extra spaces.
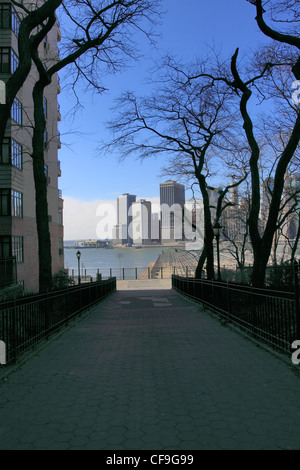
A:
114,193,136,244
230,184,239,206
284,173,300,240
131,199,152,245
160,180,185,243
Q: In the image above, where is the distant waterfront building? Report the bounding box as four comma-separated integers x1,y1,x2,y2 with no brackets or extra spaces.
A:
131,199,152,245
283,172,300,240
151,212,161,243
160,180,185,243
230,184,239,206
184,199,204,249
113,193,136,245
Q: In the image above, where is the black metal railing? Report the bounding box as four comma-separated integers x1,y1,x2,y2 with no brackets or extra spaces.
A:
0,278,116,365
172,275,299,355
69,265,195,282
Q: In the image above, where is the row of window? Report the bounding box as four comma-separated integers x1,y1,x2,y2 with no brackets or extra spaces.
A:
0,137,22,168
0,188,63,225
0,47,18,73
0,4,20,36
0,235,64,263
0,188,23,217
0,235,23,262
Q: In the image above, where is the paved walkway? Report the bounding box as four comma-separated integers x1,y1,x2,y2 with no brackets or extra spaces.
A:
0,287,300,450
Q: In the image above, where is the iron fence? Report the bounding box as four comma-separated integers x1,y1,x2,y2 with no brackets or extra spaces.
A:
172,275,300,355
0,277,116,365
69,265,196,282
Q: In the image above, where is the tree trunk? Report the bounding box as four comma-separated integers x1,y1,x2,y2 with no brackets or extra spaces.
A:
32,82,52,293
197,173,214,280
195,245,206,279
251,245,270,288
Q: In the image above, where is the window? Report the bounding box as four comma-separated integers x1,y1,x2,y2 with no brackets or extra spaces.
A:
0,5,20,35
0,48,18,73
11,190,23,218
58,208,63,226
11,7,20,35
0,138,22,168
0,138,10,164
0,188,10,216
12,236,23,263
11,98,22,124
11,139,22,169
0,48,10,73
44,130,48,148
0,5,10,29
43,97,47,118
0,189,23,217
11,49,18,73
0,236,11,258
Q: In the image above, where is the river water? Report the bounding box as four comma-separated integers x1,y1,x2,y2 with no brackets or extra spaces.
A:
64,246,166,279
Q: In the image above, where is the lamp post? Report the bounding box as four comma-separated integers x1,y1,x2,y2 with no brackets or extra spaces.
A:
213,221,222,281
76,250,81,285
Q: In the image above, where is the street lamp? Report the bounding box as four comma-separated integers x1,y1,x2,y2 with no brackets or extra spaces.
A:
213,221,222,281
76,250,81,285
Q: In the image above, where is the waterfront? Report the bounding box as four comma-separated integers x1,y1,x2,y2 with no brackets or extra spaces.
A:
64,245,166,279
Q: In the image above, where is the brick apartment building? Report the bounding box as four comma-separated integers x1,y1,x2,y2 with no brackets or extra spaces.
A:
0,2,64,292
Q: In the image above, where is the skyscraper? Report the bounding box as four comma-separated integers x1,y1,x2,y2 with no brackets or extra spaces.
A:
131,199,152,245
160,180,185,243
114,193,136,245
0,3,64,291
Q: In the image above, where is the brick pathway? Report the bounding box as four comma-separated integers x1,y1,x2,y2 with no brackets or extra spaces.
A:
0,288,300,450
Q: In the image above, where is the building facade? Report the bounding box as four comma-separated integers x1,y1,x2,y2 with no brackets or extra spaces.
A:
160,180,185,243
0,2,64,292
131,199,152,245
114,193,136,245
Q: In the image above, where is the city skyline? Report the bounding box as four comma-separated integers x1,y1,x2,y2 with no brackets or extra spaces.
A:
59,0,264,240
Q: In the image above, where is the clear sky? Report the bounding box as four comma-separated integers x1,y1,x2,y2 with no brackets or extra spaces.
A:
58,0,266,240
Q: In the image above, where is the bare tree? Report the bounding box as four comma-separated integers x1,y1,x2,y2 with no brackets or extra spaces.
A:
233,0,300,286
28,0,162,292
104,57,247,279
185,0,300,286
2,1,161,292
0,0,62,144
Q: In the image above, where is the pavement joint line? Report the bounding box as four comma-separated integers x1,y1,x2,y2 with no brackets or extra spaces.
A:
0,291,116,386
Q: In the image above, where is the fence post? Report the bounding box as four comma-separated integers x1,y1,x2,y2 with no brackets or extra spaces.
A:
161,267,163,279
135,267,138,280
45,291,50,339
11,301,17,364
148,267,150,279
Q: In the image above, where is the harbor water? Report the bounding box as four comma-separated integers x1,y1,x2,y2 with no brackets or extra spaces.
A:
64,245,166,280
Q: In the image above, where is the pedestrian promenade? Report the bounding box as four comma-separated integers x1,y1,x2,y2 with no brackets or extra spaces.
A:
0,285,300,450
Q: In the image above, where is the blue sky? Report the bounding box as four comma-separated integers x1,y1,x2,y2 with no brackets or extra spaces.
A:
58,0,265,239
